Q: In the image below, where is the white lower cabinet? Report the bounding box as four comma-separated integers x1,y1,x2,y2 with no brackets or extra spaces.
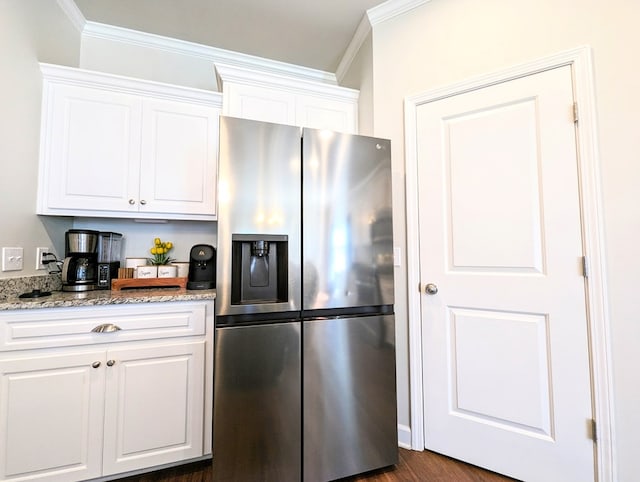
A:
102,340,205,476
0,350,105,482
0,301,213,482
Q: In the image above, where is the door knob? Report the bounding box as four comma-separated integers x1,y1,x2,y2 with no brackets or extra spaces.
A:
425,283,438,295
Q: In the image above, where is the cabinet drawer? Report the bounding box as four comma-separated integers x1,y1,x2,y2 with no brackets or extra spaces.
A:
0,302,206,352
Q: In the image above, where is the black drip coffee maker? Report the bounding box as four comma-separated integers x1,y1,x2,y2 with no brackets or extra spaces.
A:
187,244,216,290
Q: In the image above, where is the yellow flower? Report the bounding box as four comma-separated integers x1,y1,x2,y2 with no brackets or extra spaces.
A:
148,237,175,265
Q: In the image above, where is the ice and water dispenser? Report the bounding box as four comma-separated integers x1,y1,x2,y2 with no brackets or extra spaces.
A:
231,234,288,305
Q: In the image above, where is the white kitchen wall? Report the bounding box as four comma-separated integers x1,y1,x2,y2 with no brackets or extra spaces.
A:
341,32,374,137
370,0,640,478
0,1,80,278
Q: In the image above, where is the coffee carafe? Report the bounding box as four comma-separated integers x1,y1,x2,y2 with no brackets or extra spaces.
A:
61,229,99,292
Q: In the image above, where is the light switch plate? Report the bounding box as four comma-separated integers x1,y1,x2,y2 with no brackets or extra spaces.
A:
2,247,24,271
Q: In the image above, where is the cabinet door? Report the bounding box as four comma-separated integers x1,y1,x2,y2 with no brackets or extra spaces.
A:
224,83,296,125
42,83,142,213
102,340,205,475
140,99,219,216
0,351,105,482
296,93,357,133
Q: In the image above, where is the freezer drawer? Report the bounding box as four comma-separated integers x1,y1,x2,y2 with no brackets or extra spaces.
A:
213,322,301,481
303,314,398,481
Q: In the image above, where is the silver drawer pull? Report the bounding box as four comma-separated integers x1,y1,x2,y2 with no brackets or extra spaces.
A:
92,361,101,369
91,323,122,333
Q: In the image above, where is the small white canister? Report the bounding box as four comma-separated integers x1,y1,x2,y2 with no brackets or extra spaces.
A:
126,257,148,269
136,265,158,278
158,265,178,278
172,262,190,278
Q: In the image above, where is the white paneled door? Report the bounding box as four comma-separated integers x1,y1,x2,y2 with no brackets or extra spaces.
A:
417,66,595,481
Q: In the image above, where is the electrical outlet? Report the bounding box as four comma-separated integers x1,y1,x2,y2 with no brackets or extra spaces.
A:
2,247,24,271
36,247,49,270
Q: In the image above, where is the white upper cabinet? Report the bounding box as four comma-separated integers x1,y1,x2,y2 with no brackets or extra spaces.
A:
215,63,358,133
37,64,222,221
224,82,296,126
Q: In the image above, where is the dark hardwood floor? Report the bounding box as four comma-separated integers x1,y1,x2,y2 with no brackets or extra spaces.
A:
119,448,516,482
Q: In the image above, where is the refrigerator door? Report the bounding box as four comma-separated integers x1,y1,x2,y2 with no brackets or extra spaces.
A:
303,314,398,481
302,128,394,311
217,116,302,317
213,322,301,481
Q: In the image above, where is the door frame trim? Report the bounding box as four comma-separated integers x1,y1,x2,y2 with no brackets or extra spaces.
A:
403,46,614,481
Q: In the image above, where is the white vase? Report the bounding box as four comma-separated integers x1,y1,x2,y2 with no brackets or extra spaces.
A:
158,265,178,278
136,265,158,278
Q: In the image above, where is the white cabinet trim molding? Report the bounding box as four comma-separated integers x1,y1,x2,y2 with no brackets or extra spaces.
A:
40,63,222,107
214,63,359,104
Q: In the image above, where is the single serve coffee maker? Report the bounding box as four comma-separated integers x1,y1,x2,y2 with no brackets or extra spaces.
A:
187,244,216,290
61,229,99,292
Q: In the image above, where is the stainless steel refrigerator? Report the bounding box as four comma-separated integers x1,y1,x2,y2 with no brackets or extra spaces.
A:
213,116,397,481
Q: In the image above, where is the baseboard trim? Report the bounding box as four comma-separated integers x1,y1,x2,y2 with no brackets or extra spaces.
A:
398,424,412,450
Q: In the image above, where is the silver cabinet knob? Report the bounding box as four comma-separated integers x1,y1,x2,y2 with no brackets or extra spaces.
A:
91,323,122,333
425,283,438,295
140,199,147,205
106,360,116,367
129,199,136,205
92,361,101,369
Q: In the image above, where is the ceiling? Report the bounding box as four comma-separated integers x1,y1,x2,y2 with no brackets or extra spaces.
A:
73,0,388,73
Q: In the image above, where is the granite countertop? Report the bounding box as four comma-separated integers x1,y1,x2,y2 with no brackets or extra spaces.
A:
0,288,216,311
0,275,215,311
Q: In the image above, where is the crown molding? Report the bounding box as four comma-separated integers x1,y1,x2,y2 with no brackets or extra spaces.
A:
335,13,373,83
82,21,338,86
57,0,86,33
336,0,430,83
367,0,429,26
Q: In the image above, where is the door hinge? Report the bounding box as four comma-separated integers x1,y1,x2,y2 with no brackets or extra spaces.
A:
573,102,579,123
582,256,589,278
590,418,597,442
